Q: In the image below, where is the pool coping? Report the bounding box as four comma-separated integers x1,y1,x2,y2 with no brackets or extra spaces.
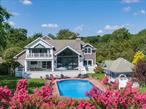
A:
53,78,106,99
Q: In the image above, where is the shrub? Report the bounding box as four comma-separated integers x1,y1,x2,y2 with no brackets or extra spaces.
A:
0,78,145,109
0,63,8,75
94,66,103,73
87,82,146,109
133,60,146,84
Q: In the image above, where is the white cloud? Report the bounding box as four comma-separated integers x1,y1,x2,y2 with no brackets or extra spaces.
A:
140,9,146,14
41,23,59,28
21,0,32,5
97,30,103,34
104,24,132,31
122,0,140,3
74,25,84,32
8,21,15,26
104,24,125,30
96,24,133,35
133,9,146,16
123,6,131,12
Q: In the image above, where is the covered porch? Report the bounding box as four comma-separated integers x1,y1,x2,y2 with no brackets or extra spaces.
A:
26,60,54,71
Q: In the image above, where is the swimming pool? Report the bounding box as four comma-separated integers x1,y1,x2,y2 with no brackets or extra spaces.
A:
57,80,94,98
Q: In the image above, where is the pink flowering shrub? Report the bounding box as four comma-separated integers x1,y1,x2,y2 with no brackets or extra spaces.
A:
102,75,109,85
110,80,119,90
0,86,11,108
87,81,146,109
0,77,146,109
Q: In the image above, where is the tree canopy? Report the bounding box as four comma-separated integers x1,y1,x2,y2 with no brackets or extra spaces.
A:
0,6,11,51
57,29,78,39
0,5,146,64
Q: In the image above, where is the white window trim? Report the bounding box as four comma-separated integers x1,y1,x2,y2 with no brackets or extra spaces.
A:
84,47,92,54
25,37,54,48
83,43,94,48
84,59,93,67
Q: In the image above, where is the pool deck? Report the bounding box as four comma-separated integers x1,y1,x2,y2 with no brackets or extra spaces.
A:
53,77,106,99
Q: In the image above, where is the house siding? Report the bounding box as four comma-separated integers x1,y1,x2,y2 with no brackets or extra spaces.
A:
14,37,97,78
84,51,96,65
15,52,26,66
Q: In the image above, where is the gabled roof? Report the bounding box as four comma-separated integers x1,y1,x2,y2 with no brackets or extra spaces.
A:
103,60,113,69
108,58,134,73
42,37,86,55
24,37,54,48
14,37,95,58
55,46,81,55
14,50,26,59
83,43,94,48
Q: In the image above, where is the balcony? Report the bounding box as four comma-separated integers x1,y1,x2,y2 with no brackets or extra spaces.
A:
26,53,52,58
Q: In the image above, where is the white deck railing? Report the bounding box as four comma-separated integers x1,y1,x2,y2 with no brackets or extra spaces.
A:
27,53,52,58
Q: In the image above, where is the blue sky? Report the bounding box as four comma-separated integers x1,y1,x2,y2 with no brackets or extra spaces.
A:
1,0,146,36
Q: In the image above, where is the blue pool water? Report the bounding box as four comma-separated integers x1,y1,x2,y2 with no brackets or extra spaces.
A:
57,80,94,98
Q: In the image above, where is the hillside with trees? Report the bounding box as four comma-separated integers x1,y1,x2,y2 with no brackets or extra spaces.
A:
0,5,146,68
82,28,146,62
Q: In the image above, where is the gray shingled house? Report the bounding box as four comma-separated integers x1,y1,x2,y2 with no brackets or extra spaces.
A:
14,37,96,78
103,58,134,82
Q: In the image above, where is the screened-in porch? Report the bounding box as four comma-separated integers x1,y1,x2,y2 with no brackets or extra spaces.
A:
57,48,79,70
27,61,52,71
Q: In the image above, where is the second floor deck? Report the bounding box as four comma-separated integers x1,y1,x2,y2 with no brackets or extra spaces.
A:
26,53,53,59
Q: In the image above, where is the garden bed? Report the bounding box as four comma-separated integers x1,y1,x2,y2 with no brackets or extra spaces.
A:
0,75,45,93
87,72,105,80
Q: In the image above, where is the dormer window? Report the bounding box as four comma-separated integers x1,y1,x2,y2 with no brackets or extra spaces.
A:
84,47,92,54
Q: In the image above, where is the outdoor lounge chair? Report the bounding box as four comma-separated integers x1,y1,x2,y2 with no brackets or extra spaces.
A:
45,75,50,80
77,74,88,78
55,75,61,79
60,74,70,79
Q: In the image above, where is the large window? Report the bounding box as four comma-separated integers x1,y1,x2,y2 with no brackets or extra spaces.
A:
84,47,92,54
84,60,93,67
57,48,78,70
42,61,51,69
31,48,48,53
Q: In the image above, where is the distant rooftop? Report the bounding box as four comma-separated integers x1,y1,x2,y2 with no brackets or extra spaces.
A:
108,58,134,73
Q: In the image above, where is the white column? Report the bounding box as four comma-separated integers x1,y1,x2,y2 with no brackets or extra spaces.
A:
24,60,27,72
26,49,29,58
50,48,53,58
52,60,54,71
78,55,83,67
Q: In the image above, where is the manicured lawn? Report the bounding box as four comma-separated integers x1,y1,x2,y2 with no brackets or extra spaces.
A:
88,72,105,80
0,75,45,93
140,85,146,93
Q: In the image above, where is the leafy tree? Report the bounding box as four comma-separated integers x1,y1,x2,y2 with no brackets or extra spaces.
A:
31,33,43,39
48,33,56,39
0,6,11,22
6,28,27,48
82,36,99,45
132,51,145,64
2,47,22,75
111,28,130,40
57,29,78,39
101,34,112,42
0,6,11,51
133,60,146,84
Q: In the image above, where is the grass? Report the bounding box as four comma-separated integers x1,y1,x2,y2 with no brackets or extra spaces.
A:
87,72,105,80
0,75,45,93
140,84,146,93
